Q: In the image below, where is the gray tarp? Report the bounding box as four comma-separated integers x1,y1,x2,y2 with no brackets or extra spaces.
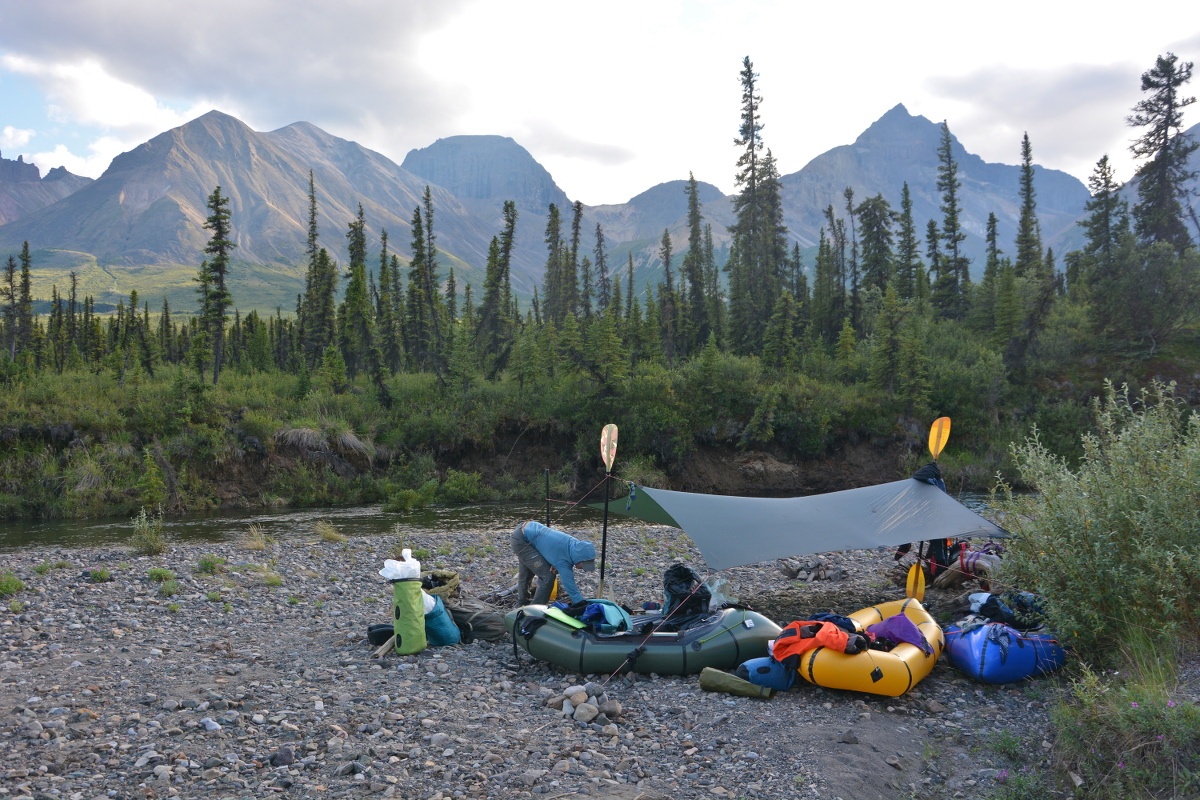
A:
610,480,1007,570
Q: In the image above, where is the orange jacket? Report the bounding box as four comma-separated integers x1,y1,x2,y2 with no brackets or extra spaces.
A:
772,620,850,661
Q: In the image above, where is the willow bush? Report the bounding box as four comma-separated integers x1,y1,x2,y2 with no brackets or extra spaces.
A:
998,380,1200,665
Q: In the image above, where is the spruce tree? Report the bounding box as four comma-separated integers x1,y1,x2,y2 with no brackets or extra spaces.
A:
856,194,895,292
935,122,967,319
338,204,375,378
682,173,709,350
594,223,610,312
197,187,235,385
1014,133,1044,279
894,183,921,300
728,56,788,354
1128,53,1198,252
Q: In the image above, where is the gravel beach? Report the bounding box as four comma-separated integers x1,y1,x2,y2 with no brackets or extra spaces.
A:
1,519,1063,800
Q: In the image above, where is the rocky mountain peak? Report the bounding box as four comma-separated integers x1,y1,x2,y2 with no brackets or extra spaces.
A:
401,135,571,213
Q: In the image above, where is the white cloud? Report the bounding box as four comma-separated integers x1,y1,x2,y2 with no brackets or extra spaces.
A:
29,137,125,178
1,125,35,151
0,0,1197,198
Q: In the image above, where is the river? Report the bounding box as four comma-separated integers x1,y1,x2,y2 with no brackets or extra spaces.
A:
0,489,993,553
0,501,619,552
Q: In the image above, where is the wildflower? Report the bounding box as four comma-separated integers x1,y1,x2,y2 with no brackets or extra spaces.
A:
1168,701,1176,708
1118,762,1125,769
1131,702,1139,708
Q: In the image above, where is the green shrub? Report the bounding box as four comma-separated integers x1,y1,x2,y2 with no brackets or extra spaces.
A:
33,560,70,575
206,591,222,602
382,478,438,513
147,568,175,583
129,507,168,555
436,468,494,504
196,554,226,574
1050,637,1200,799
158,580,180,597
997,381,1200,664
88,568,111,583
262,572,283,588
0,571,25,597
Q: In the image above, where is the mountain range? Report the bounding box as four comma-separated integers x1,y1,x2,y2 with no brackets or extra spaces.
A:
1,105,1196,312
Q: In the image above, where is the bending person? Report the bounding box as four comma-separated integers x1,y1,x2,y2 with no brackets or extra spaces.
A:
510,520,596,605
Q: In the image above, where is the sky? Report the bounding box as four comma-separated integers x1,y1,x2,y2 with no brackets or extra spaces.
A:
2,1,1198,207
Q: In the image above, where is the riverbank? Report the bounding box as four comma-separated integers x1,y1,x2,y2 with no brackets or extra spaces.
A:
1,521,1061,799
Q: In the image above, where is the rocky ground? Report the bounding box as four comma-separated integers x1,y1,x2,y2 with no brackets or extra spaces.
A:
1,520,1067,800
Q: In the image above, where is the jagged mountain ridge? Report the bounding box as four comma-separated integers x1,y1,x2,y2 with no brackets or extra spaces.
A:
0,152,93,227
780,104,1093,265
5,106,1194,311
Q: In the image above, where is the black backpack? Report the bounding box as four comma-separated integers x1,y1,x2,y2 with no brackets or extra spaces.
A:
663,563,711,620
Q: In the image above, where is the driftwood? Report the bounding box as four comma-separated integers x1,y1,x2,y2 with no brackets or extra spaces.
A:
778,557,845,583
371,635,395,659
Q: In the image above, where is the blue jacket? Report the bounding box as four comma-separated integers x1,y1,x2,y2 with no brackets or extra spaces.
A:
522,521,596,604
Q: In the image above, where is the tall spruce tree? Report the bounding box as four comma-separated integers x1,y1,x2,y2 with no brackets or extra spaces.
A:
338,204,375,378
1128,53,1198,252
594,223,610,312
682,173,709,351
856,193,895,292
894,183,921,300
197,187,235,384
1014,133,1044,279
658,228,678,363
727,56,788,354
933,123,967,318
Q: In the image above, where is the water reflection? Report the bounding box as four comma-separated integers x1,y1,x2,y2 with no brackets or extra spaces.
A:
0,502,611,552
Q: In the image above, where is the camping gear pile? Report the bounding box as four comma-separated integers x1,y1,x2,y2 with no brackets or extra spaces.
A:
370,550,508,656
733,598,945,698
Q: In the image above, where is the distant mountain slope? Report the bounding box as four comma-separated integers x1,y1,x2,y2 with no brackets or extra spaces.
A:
779,104,1092,274
0,113,507,307
0,153,92,226
8,107,1195,312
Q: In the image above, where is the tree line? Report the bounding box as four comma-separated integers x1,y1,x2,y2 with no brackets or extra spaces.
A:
2,53,1197,452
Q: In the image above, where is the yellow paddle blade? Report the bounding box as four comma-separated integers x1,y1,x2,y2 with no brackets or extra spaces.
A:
550,576,561,601
928,417,951,460
906,563,926,601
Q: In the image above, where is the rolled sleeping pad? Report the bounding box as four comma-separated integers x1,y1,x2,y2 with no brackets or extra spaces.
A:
392,578,427,654
424,594,461,646
699,666,775,699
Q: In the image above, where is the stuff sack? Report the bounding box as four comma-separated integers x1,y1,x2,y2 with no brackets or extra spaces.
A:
392,578,428,655
447,595,509,643
424,594,462,646
736,656,796,691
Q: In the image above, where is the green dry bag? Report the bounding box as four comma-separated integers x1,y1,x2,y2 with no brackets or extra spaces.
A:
392,578,427,655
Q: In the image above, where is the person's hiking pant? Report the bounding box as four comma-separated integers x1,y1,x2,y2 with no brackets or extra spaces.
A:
510,522,554,605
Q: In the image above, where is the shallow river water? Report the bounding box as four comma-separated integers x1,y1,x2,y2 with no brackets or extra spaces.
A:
0,501,620,552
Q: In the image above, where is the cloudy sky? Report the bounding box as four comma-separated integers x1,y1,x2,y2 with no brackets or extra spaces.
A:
2,1,1198,206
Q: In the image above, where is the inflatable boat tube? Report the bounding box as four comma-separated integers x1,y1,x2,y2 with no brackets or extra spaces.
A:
796,598,945,697
505,604,782,676
944,622,1065,684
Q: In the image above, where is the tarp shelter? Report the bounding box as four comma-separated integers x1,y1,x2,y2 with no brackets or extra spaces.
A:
608,479,1007,570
